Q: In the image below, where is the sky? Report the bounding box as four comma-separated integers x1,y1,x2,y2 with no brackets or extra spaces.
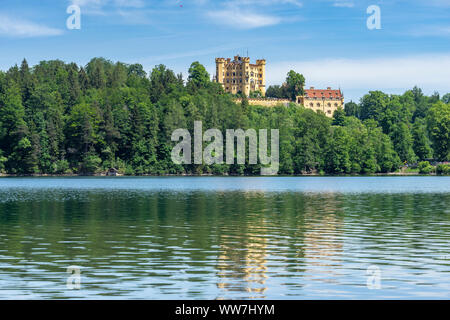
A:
0,0,449,102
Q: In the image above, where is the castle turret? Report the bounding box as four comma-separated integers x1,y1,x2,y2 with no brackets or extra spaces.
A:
256,59,266,96
215,58,226,84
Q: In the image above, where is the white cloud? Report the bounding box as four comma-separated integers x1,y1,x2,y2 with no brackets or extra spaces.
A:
71,0,144,7
0,14,63,37
205,0,303,29
140,44,242,64
333,1,354,8
267,54,450,94
207,9,282,29
69,0,145,15
114,0,145,8
227,0,303,7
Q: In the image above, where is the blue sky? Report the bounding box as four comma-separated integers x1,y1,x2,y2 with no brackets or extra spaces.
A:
0,0,449,101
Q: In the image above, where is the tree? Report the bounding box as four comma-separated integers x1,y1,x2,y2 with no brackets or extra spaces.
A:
332,108,346,126
427,101,450,161
85,58,111,89
266,85,287,99
78,67,89,91
149,64,178,103
344,101,359,118
0,57,444,175
128,64,146,78
390,122,416,163
442,93,450,104
187,61,210,90
360,91,388,121
412,119,432,161
324,126,351,173
285,70,305,101
19,58,34,103
0,84,37,173
418,161,434,174
67,63,81,106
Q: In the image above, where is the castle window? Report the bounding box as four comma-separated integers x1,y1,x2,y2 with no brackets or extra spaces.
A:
317,103,320,107
310,103,313,107
335,103,338,107
327,103,331,107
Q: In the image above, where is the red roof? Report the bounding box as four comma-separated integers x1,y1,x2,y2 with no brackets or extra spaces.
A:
304,89,342,99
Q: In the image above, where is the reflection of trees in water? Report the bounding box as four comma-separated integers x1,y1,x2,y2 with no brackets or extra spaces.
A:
214,192,345,298
1,189,449,298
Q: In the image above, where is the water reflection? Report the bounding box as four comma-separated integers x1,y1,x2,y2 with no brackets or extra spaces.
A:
216,218,269,299
303,195,344,285
0,177,449,299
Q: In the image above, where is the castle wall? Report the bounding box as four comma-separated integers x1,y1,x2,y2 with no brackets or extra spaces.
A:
234,98,291,107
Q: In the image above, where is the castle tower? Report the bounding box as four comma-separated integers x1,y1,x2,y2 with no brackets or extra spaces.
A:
215,58,226,84
256,59,266,97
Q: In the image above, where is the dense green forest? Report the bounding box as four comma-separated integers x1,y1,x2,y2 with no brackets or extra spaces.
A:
0,58,448,175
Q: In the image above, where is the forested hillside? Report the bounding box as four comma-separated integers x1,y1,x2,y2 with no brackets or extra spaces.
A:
0,58,448,175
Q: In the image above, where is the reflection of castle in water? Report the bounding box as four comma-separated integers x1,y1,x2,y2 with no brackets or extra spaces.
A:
216,219,268,299
215,193,345,298
302,194,344,284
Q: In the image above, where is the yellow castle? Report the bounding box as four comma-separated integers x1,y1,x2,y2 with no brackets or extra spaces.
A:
214,55,266,97
215,55,344,117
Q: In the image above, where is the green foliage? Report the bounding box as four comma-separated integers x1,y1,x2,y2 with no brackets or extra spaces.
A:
418,161,434,174
285,70,305,101
187,61,210,90
442,93,450,104
332,108,346,126
426,101,450,161
265,85,287,99
249,90,263,98
0,58,447,175
344,101,359,118
81,153,102,174
412,119,432,161
436,163,450,175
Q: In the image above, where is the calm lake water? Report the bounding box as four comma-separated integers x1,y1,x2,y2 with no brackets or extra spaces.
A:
0,176,449,299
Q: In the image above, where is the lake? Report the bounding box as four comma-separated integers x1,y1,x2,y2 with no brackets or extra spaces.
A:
0,176,449,299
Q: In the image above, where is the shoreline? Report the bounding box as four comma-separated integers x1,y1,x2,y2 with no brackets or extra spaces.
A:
0,172,443,177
